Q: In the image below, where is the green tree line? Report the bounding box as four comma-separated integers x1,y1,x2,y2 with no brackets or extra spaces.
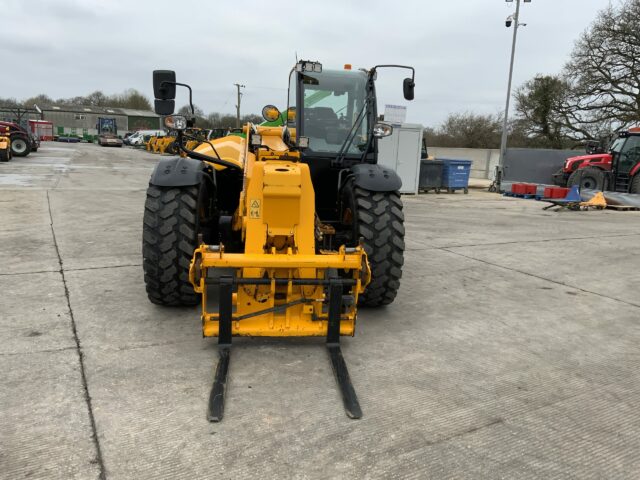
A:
0,89,153,111
0,90,262,129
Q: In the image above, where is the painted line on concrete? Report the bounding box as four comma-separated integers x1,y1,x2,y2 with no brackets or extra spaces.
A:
46,190,107,480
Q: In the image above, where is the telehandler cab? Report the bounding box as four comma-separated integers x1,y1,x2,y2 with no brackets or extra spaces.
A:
143,61,415,421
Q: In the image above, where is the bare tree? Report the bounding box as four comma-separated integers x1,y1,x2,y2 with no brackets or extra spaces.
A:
425,112,503,148
560,0,640,139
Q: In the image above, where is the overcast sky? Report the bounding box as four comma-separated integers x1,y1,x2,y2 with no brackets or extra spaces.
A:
1,0,611,127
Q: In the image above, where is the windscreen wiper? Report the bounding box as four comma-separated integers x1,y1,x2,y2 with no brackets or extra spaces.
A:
334,101,367,166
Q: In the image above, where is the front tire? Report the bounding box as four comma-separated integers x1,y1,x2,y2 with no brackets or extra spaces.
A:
342,182,405,307
142,184,201,306
568,167,607,190
11,137,29,157
0,148,10,162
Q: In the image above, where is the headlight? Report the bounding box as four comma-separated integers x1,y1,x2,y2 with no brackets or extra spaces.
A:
295,60,323,73
373,123,393,138
164,115,187,130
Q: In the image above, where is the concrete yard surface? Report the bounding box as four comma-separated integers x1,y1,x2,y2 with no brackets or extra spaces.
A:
1,142,640,479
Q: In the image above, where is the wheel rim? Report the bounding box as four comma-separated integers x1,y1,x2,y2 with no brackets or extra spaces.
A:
582,177,596,189
13,139,27,154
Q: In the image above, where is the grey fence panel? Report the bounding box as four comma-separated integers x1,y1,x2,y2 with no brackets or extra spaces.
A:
503,148,581,184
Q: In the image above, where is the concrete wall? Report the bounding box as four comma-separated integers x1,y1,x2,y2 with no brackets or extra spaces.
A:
429,147,500,180
502,148,579,184
429,147,583,182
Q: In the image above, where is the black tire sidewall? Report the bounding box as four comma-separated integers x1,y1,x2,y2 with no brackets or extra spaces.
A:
11,137,29,156
142,181,208,306
630,174,640,194
568,167,606,190
340,179,405,307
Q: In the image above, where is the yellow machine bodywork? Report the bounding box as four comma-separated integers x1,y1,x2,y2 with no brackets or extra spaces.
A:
0,127,11,162
145,136,157,151
156,136,176,154
189,125,370,338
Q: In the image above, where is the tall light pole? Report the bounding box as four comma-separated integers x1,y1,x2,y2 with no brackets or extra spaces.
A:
495,0,530,191
234,83,245,128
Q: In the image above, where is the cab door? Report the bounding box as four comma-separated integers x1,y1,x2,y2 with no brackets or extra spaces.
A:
617,135,640,175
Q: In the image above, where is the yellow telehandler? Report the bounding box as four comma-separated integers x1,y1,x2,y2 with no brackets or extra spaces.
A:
143,61,415,421
0,126,11,162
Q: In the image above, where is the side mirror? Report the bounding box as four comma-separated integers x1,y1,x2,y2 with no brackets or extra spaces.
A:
262,105,281,123
154,99,175,116
153,70,177,115
403,78,415,101
153,70,176,99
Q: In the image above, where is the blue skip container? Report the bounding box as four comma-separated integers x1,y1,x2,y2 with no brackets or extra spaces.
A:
440,159,472,193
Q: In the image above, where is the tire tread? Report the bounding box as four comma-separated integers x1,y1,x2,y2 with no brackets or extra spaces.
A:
351,186,405,307
142,185,199,306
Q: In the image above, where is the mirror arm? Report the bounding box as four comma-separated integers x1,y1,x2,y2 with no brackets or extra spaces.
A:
370,64,415,82
161,81,195,115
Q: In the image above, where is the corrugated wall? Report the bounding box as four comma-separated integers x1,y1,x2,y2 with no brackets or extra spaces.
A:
43,111,128,136
128,116,160,130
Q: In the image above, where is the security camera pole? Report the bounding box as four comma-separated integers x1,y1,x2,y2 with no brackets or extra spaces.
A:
495,0,528,192
234,83,245,128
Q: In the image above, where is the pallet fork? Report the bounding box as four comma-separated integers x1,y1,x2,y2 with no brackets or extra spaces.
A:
207,276,362,422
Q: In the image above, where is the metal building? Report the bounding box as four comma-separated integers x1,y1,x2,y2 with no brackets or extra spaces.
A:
40,105,160,139
0,104,160,140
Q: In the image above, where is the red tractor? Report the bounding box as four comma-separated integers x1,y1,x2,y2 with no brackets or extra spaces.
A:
554,128,640,193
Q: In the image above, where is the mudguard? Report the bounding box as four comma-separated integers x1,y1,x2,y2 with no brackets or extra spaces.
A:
349,163,402,192
149,156,206,187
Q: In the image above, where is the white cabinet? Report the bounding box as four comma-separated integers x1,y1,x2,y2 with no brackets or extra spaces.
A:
377,123,423,194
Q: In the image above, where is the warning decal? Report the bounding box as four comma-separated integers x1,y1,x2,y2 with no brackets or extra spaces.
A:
249,199,261,219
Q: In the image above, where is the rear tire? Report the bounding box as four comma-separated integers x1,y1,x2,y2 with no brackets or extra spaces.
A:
630,174,640,194
568,167,607,190
342,182,405,307
11,137,29,157
142,184,201,306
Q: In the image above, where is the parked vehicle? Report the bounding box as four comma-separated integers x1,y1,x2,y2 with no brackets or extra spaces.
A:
128,130,165,146
556,127,640,193
123,132,136,145
0,126,12,162
144,61,414,420
28,130,40,152
0,121,37,157
97,133,124,147
57,136,81,143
